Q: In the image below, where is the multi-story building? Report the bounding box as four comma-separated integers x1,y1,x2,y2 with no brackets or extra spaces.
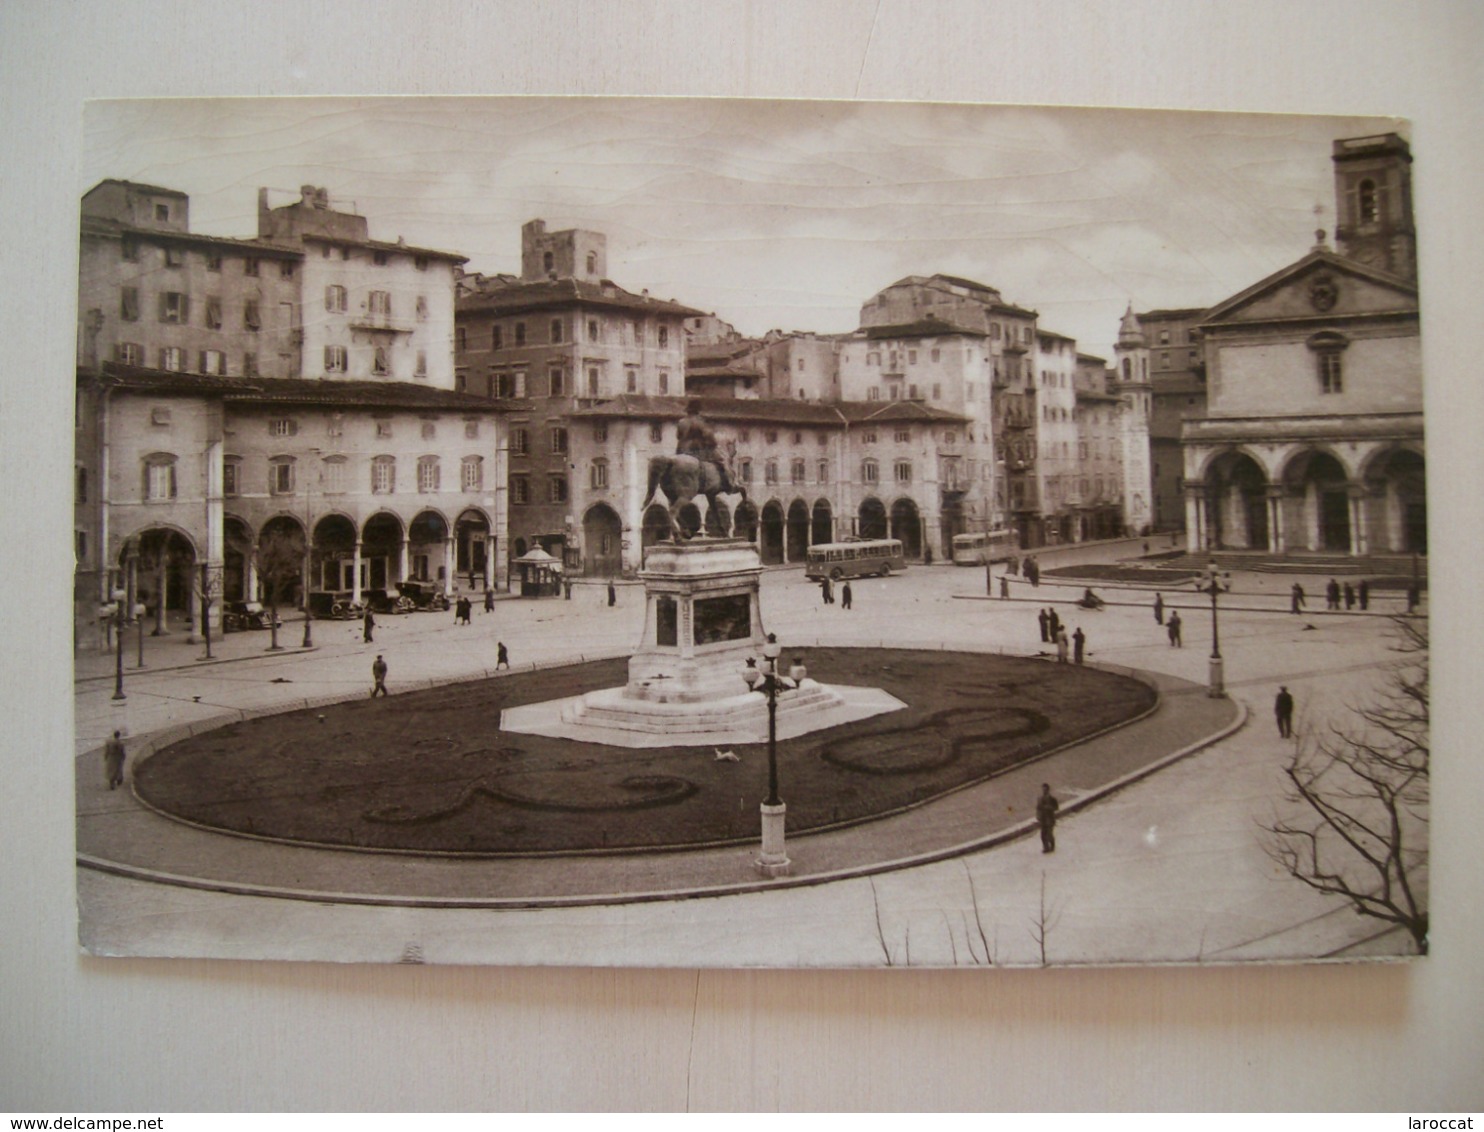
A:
1131,306,1207,532
75,181,501,640
454,220,702,568
1181,133,1424,557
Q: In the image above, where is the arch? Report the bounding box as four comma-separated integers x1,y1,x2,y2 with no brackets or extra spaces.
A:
641,504,671,554
255,515,308,608
223,516,253,602
582,503,623,577
732,499,759,545
123,527,198,625
311,513,358,596
811,498,833,546
858,497,887,541
512,536,528,560
760,500,785,565
1280,449,1353,553
1203,449,1270,551
455,507,493,590
786,499,810,562
889,497,922,558
1364,447,1427,554
408,509,451,585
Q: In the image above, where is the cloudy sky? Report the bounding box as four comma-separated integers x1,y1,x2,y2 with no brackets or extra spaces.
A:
83,97,1403,358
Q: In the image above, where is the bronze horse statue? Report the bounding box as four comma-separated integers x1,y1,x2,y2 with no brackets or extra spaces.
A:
645,454,746,541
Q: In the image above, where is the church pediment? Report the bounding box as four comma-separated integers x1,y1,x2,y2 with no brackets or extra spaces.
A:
1201,251,1418,329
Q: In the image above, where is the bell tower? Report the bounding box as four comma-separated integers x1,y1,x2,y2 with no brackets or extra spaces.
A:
1332,133,1416,283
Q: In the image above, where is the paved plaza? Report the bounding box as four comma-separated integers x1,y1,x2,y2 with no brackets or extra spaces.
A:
75,538,1424,966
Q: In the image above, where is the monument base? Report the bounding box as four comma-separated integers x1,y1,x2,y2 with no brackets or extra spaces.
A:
756,802,791,877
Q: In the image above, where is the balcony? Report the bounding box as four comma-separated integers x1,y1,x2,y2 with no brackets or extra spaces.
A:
349,316,414,335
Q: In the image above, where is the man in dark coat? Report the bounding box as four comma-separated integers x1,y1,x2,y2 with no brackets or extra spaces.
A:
496,642,510,670
1036,783,1060,853
1358,579,1370,610
840,581,853,610
1048,607,1061,639
1291,583,1306,614
1072,626,1086,665
363,608,375,644
1167,610,1183,647
371,654,388,697
103,730,126,789
1343,582,1355,610
1037,608,1049,642
1275,686,1295,738
1327,578,1341,610
607,581,617,607
1153,592,1164,624
485,589,495,613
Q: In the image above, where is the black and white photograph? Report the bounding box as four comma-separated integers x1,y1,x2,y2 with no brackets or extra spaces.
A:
70,96,1435,970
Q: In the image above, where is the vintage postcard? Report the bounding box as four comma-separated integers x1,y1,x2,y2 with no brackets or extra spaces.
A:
75,97,1427,967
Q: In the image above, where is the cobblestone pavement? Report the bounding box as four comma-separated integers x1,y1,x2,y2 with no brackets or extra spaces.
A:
76,538,1423,966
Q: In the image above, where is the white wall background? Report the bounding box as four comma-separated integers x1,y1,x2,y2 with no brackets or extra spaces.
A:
3,0,1481,1111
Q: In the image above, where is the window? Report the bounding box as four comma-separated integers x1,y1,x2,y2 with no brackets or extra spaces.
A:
650,424,663,444
204,297,222,330
658,326,669,349
325,345,347,373
372,456,396,494
120,288,140,322
990,323,1001,340
159,346,184,372
420,420,437,440
415,255,428,272
894,460,912,483
550,319,563,343
908,350,917,365
417,456,440,492
862,459,879,484
121,237,140,262
514,322,526,346
765,430,778,444
415,351,428,379
932,383,941,400
586,252,597,274
116,342,144,366
738,429,750,443
323,457,346,495
626,369,639,393
894,429,910,443
375,420,393,439
456,327,467,351
739,459,753,484
944,431,957,445
279,260,295,279
792,431,803,445
790,458,806,484
269,418,297,438
590,458,609,489
164,246,184,268
144,454,177,500
200,349,226,376
373,251,389,266
633,320,644,345
510,475,529,504
465,421,480,440
372,347,390,376
588,319,600,342
764,459,779,485
864,430,877,444
817,460,829,484
76,465,88,504
159,292,189,324
368,291,391,317
462,455,484,491
549,366,565,397
1319,352,1343,394
550,427,568,454
492,325,503,350
244,301,261,331
586,367,601,397
931,348,940,362
222,459,240,497
416,296,428,321
548,474,568,503
243,258,259,277
326,413,343,438
325,285,347,312
658,370,669,394
593,423,608,443
1359,179,1379,224
543,251,554,274
269,457,296,495
511,428,528,455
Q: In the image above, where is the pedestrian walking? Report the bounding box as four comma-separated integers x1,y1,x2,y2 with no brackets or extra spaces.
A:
1072,626,1086,664
496,642,510,670
1028,556,1040,587
999,573,1010,600
1326,578,1341,610
1343,581,1355,610
103,730,126,790
607,581,617,607
1055,628,1069,664
1167,610,1183,647
820,577,833,605
1048,607,1061,639
484,589,495,614
1038,607,1050,643
841,581,853,610
1036,783,1060,853
1291,583,1306,614
1358,579,1370,610
563,579,572,600
362,608,375,644
371,654,388,697
1275,685,1295,738
1153,592,1165,625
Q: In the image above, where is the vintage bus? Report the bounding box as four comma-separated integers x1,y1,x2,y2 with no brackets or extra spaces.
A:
804,539,907,580
951,529,1019,566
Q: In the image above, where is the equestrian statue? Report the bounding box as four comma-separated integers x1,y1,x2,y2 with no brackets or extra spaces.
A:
644,401,747,541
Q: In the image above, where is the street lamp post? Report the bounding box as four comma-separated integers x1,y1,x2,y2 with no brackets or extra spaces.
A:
302,453,318,649
1197,560,1232,697
742,632,803,877
111,584,128,702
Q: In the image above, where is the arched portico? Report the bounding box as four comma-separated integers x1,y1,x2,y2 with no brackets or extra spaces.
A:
858,497,887,541
786,499,810,562
1204,450,1271,551
1362,447,1427,554
583,503,623,577
1280,449,1353,553
122,526,198,635
890,497,922,558
760,500,785,565
733,499,758,545
455,507,494,591
408,509,453,595
360,512,405,603
255,515,307,609
811,499,833,546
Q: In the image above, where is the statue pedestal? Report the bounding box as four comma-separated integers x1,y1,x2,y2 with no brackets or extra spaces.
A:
501,537,906,748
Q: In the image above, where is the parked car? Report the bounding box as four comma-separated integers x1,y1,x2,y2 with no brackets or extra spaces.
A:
395,579,451,612
221,600,279,632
